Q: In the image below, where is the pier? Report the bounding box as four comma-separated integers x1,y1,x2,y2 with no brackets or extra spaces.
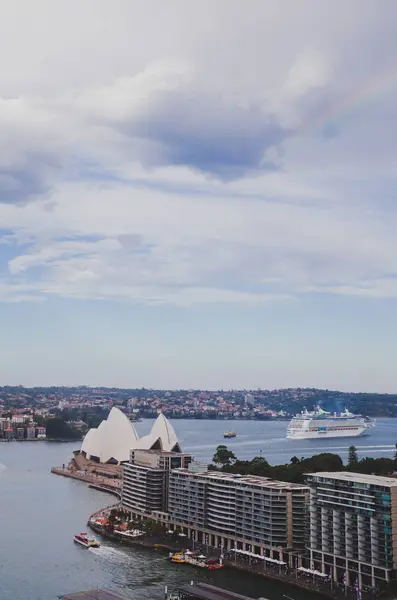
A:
175,583,263,600
59,590,131,599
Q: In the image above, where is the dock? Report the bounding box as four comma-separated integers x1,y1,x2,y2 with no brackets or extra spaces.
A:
171,583,265,600
59,590,130,600
59,584,264,600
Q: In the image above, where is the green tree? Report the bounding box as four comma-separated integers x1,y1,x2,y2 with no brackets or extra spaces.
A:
302,453,344,472
355,457,394,476
348,445,358,467
249,456,271,476
394,443,397,469
212,445,237,468
46,418,81,439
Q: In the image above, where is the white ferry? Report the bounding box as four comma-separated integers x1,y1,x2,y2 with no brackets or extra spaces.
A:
286,406,374,440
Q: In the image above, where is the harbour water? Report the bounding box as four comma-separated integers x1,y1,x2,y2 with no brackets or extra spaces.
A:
136,417,397,464
0,418,395,600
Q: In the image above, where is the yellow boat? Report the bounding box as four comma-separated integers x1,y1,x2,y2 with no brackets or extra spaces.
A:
170,552,185,563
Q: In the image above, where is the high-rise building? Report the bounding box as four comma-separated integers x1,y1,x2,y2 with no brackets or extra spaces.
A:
121,449,192,515
307,471,397,589
244,394,254,406
168,468,308,561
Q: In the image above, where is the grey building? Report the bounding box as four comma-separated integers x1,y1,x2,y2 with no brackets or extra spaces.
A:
168,469,308,560
121,449,192,515
26,427,36,439
307,471,397,589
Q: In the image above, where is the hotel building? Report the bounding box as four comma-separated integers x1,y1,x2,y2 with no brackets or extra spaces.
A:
168,469,308,561
307,471,397,588
121,449,192,515
121,450,310,564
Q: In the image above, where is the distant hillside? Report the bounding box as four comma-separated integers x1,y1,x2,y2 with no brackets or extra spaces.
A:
0,385,396,417
251,388,397,417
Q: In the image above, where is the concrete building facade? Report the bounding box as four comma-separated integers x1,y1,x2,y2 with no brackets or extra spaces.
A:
121,449,192,514
168,469,308,562
121,452,308,566
307,471,397,589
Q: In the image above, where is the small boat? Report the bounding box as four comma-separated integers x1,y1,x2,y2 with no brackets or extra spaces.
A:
223,431,237,439
184,552,207,568
170,552,185,563
73,532,100,548
207,559,224,570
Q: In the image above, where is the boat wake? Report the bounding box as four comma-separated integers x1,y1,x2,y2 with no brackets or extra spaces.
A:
89,546,126,559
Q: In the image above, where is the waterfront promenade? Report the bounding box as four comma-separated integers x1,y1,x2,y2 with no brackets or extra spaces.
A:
86,506,378,600
51,466,121,497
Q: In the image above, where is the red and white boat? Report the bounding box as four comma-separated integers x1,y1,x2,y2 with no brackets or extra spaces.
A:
73,532,100,548
207,559,224,570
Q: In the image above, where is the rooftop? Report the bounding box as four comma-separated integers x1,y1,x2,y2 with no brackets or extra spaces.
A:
178,583,263,600
174,468,308,490
307,471,397,486
59,590,130,600
132,449,192,457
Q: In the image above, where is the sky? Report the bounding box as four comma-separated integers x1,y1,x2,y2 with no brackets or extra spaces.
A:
0,0,397,391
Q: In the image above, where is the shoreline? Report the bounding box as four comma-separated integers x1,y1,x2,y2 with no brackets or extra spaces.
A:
51,467,121,497
86,509,364,600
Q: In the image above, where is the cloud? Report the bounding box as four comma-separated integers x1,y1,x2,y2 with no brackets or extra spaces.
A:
0,1,397,305
0,60,294,190
0,173,396,304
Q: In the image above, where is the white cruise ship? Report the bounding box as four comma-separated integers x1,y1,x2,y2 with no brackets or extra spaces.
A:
286,406,374,440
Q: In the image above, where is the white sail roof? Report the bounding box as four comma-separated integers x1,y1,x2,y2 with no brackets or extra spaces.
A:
81,427,100,458
148,413,180,452
80,408,181,463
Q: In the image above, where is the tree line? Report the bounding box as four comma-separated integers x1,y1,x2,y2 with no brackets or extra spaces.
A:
211,444,397,483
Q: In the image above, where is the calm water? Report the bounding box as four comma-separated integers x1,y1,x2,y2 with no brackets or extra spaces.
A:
0,419,395,600
135,417,397,464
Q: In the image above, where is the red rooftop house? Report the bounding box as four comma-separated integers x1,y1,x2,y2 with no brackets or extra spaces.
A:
5,427,15,441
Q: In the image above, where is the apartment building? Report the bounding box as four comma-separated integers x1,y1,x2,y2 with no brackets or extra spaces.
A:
121,449,192,515
307,471,397,589
168,468,308,561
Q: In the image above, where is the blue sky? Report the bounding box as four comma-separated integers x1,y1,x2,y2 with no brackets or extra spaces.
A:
0,0,397,391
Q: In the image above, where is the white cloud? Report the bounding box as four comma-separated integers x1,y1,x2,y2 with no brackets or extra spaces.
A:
0,173,396,304
0,0,397,305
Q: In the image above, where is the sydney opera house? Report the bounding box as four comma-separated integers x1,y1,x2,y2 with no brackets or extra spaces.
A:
80,407,181,464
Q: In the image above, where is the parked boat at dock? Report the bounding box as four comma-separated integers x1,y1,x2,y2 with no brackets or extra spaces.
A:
168,551,224,569
170,552,185,563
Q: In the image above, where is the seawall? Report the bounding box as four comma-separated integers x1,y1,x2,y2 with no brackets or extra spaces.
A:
51,467,121,498
86,513,348,600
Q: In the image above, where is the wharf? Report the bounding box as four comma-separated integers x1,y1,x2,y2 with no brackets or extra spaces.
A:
87,510,370,600
175,583,264,600
59,590,130,600
58,584,261,600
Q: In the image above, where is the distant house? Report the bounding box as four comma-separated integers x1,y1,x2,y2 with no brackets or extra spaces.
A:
36,426,46,439
4,428,14,440
26,427,36,439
